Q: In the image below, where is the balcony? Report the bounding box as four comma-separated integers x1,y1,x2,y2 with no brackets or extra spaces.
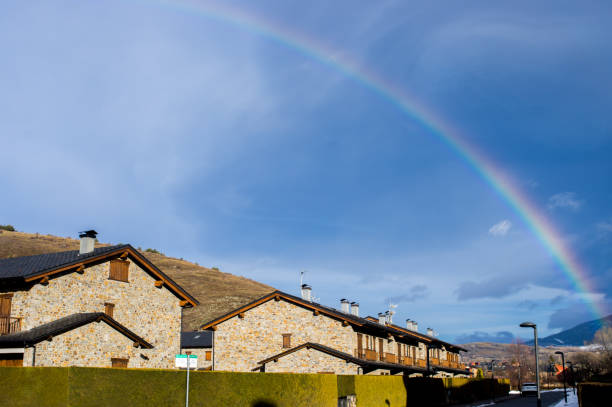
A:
416,359,427,368
364,349,378,361
400,357,413,366
0,316,22,335
383,353,396,364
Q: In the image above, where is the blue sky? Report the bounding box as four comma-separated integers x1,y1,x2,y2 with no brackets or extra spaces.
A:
1,0,611,343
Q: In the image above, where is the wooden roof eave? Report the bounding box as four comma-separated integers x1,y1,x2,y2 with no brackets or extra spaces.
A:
22,246,198,307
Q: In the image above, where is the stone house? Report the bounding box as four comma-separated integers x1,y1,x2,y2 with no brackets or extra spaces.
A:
180,331,213,370
0,231,198,368
199,285,467,376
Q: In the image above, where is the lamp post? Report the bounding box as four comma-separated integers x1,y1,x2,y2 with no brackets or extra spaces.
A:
490,359,497,402
520,322,541,407
555,351,567,403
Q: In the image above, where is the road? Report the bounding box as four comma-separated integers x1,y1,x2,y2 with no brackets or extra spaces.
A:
491,391,568,407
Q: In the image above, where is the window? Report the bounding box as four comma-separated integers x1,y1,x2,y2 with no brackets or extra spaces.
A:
205,351,212,361
104,303,115,318
111,358,128,368
282,334,291,348
0,294,12,316
109,260,129,282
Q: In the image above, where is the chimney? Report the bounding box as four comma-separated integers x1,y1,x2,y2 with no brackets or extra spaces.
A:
427,327,434,336
385,310,392,324
350,302,359,316
378,312,386,325
406,319,412,330
301,284,312,302
79,230,97,255
340,299,350,313
413,321,418,332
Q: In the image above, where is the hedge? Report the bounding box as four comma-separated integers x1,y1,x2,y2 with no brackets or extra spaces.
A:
578,382,612,407
0,367,338,407
0,367,509,407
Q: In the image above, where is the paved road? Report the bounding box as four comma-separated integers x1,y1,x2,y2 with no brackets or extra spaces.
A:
492,391,568,407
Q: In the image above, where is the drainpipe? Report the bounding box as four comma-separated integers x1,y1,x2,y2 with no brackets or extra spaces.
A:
426,345,430,376
212,330,215,371
31,344,36,366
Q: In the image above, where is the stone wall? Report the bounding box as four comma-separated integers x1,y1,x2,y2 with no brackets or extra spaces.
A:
263,347,359,374
23,320,151,368
6,257,183,369
213,299,357,372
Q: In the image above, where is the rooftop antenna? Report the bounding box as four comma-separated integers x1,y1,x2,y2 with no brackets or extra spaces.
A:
300,270,307,289
387,302,398,323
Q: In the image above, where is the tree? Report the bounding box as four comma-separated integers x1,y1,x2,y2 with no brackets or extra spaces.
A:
509,338,532,388
593,326,612,371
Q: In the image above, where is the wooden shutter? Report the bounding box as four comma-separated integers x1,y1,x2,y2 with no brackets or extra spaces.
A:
109,260,129,282
379,338,384,361
397,343,402,358
357,333,363,356
205,351,212,361
111,358,128,368
104,303,115,318
282,334,291,348
0,294,12,316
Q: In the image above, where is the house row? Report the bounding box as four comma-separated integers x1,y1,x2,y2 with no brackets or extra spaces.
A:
0,231,467,376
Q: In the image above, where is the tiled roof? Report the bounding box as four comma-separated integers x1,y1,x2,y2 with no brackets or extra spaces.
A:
0,245,127,280
181,331,213,348
0,312,153,348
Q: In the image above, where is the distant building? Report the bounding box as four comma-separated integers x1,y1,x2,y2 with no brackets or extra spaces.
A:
180,331,213,370
0,230,198,368
200,287,468,376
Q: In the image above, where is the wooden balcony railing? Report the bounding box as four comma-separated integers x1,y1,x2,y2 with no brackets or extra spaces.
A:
364,349,378,361
384,353,396,364
431,358,440,366
416,359,427,368
0,316,22,335
401,357,413,366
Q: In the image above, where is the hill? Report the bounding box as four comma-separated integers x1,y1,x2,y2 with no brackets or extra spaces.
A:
0,230,274,330
460,342,592,365
526,315,612,347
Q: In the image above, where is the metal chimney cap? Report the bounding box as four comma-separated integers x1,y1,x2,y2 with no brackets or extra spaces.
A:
340,298,349,303
79,230,98,238
301,284,311,289
350,302,358,305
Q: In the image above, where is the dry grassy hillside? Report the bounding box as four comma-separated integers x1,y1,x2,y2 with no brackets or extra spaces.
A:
461,341,590,364
0,230,274,330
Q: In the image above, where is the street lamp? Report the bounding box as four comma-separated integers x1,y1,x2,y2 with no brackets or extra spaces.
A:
555,351,567,403
520,322,542,407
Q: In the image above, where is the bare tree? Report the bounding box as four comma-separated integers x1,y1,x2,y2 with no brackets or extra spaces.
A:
509,338,532,388
593,326,612,371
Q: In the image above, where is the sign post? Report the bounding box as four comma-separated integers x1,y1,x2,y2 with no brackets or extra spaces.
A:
175,354,197,407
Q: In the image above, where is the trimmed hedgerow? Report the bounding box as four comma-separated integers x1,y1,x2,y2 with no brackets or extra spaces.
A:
0,367,69,407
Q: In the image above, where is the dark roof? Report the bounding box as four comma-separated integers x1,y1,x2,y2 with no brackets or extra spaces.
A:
0,313,153,348
181,331,213,348
201,290,465,352
0,244,199,306
0,245,126,280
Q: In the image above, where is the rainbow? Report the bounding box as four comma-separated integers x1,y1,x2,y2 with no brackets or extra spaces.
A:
140,0,607,318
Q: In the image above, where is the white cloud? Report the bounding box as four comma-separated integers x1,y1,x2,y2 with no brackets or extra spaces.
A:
489,220,512,236
548,192,583,211
597,219,612,233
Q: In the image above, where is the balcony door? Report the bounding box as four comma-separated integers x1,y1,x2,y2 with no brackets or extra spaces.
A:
0,294,11,316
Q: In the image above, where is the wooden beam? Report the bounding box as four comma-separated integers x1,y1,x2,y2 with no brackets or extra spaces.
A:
179,300,189,307
210,325,217,331
313,310,320,316
120,251,129,259
342,320,349,327
39,276,49,286
154,280,164,288
238,312,245,319
76,265,85,274
46,336,53,342
133,342,140,348
274,295,280,301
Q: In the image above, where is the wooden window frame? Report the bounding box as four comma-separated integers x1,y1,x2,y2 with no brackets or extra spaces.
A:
0,294,13,316
205,351,212,361
282,333,291,348
109,260,130,283
104,302,115,318
111,358,129,368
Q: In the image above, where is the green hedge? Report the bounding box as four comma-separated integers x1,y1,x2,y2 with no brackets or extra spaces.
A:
0,367,337,407
0,367,509,407
578,382,612,407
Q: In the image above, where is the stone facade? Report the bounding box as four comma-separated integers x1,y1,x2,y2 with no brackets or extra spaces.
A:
5,257,184,368
263,347,359,374
209,296,464,376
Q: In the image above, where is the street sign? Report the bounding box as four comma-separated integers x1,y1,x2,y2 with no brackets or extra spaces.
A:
175,354,198,368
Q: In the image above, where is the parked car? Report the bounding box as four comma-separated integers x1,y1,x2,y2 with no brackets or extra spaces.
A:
521,383,538,396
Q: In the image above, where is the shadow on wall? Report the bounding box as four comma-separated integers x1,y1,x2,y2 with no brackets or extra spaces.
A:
252,400,277,407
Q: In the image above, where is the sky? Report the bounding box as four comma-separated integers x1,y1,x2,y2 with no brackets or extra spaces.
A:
1,0,611,343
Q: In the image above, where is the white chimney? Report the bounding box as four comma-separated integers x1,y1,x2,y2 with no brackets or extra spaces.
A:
378,312,386,325
413,321,418,332
406,319,412,330
340,298,350,313
301,284,312,302
79,230,97,255
427,327,434,336
350,302,359,316
385,310,392,324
